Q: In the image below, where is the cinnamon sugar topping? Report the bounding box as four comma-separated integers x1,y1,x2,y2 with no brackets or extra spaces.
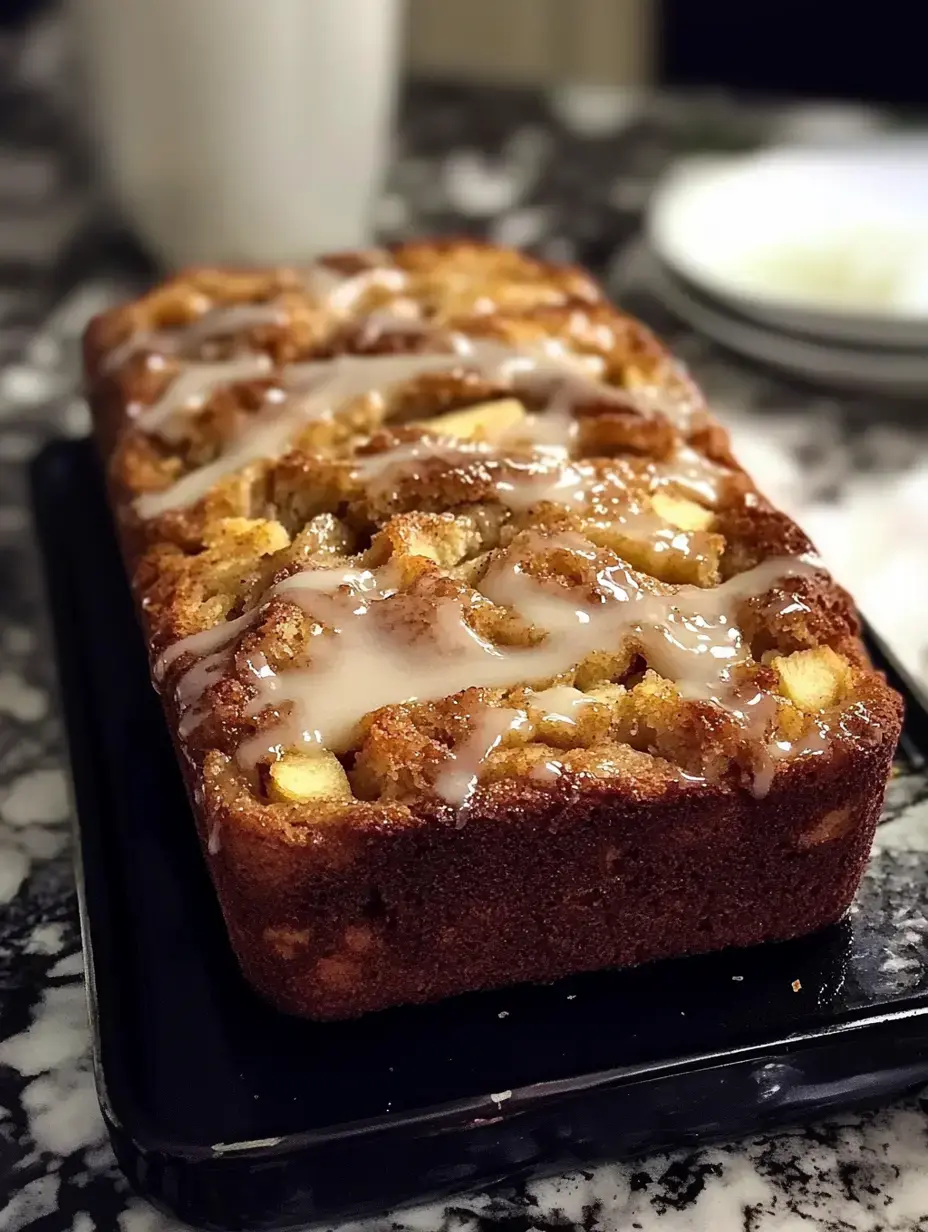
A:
102,302,288,374
161,536,823,799
131,334,671,518
101,244,861,809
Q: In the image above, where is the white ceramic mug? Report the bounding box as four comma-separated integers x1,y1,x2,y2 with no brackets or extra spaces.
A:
70,0,404,268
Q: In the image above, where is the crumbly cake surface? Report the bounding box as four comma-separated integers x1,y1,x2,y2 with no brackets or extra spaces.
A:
84,239,902,1019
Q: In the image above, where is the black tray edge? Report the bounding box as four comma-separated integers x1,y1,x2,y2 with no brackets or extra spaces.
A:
30,437,928,1229
28,444,129,1151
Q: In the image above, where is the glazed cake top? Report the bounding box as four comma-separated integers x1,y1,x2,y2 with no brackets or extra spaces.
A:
84,240,895,832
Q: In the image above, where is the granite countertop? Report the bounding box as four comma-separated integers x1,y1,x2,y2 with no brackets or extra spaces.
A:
3,15,928,1232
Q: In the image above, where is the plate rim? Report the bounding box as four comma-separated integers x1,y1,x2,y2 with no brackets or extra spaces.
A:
648,146,928,345
627,242,928,395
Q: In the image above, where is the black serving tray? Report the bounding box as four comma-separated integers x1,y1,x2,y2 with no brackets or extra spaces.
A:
31,438,928,1231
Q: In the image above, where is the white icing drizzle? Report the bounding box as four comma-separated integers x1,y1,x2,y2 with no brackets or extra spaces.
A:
171,540,821,767
177,651,236,739
494,459,594,510
110,257,721,525
510,409,576,453
304,261,408,318
158,565,394,740
626,376,701,432
435,687,630,806
526,686,595,725
132,335,670,519
531,759,566,783
359,302,428,336
353,436,718,549
751,718,832,800
353,437,494,490
355,437,599,512
133,357,441,517
104,256,405,377
155,607,256,682
106,257,412,441
136,355,274,439
135,393,299,519
102,302,287,374
447,666,829,805
434,707,531,809
134,352,478,518
456,336,629,420
658,445,732,507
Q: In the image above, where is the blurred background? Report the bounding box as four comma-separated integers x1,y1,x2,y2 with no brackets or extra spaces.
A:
0,0,927,669
4,0,920,97
409,0,923,104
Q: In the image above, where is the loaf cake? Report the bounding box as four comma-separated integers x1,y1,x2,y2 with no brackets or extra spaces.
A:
83,239,902,1020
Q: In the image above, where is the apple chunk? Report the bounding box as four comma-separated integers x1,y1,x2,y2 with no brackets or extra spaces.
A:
772,646,851,712
266,750,353,804
415,398,526,441
651,491,715,532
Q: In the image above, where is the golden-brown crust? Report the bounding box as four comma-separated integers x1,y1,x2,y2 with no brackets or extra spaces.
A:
208,744,892,1018
84,238,902,1019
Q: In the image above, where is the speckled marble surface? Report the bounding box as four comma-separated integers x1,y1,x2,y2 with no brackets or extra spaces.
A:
3,14,928,1232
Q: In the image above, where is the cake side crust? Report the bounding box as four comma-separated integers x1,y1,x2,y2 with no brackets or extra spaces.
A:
82,237,903,1019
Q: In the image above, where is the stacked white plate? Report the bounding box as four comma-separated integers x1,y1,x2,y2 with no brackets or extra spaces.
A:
639,139,928,396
